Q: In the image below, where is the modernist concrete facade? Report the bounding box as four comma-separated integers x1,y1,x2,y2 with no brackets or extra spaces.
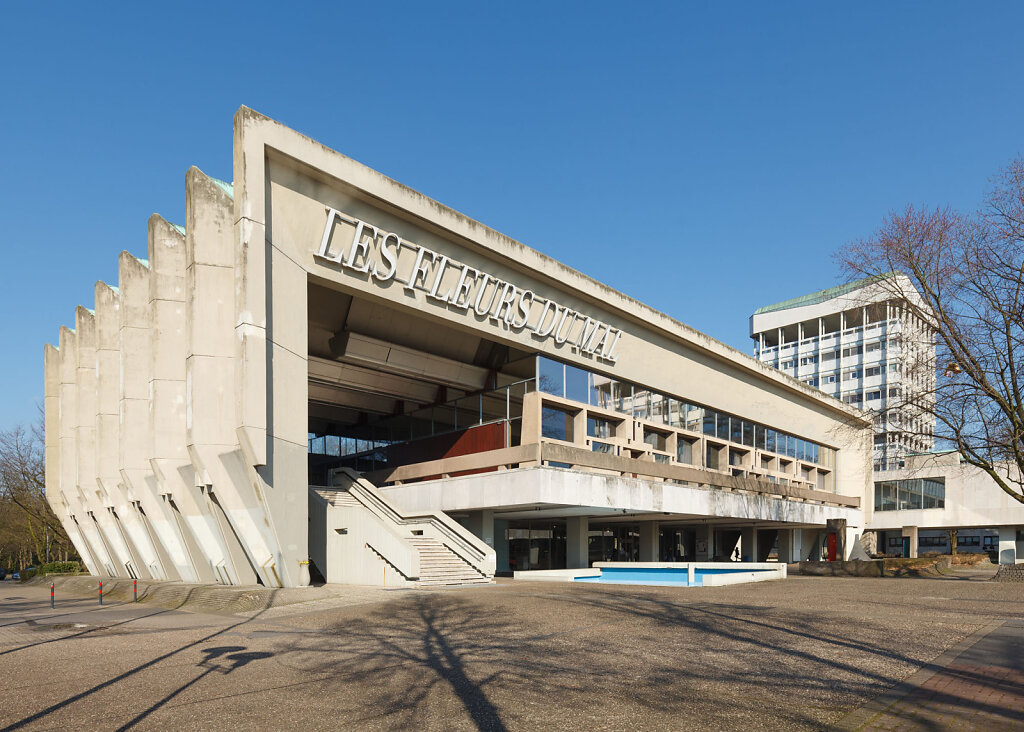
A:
751,275,935,470
44,109,875,587
753,279,1024,564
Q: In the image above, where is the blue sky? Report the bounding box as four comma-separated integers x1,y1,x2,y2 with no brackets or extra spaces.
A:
1,2,1022,428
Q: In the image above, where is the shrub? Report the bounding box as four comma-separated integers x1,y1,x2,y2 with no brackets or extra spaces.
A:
39,561,80,575
20,568,38,581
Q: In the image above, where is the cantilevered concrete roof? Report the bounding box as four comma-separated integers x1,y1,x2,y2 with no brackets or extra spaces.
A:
754,272,898,315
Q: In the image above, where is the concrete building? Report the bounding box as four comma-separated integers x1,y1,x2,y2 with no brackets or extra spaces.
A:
751,279,1024,564
44,108,874,588
750,274,935,470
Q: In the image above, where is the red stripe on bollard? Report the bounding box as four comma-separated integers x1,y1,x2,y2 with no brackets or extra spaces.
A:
98,581,103,606
50,582,54,610
133,579,137,603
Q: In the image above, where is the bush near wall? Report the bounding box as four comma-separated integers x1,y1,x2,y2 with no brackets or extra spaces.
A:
40,561,80,575
19,568,38,581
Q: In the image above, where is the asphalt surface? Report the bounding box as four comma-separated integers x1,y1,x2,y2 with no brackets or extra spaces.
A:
0,569,1017,731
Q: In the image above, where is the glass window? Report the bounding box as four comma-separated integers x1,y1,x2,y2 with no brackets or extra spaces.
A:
538,357,564,397
650,393,669,425
591,441,616,454
632,388,651,421
590,373,613,408
706,443,720,470
765,429,776,453
677,439,693,465
644,429,667,451
730,417,743,444
685,404,703,433
564,364,590,403
587,416,615,439
755,426,766,450
703,410,717,436
717,413,730,440
613,381,633,413
541,406,574,442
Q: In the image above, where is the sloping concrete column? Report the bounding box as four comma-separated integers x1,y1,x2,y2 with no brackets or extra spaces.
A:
45,343,98,574
94,282,158,579
117,252,192,583
566,516,589,568
186,169,285,588
149,216,246,585
75,307,135,577
58,327,108,575
234,111,317,587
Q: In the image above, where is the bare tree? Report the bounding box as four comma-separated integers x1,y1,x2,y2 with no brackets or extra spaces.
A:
839,157,1024,505
0,420,75,567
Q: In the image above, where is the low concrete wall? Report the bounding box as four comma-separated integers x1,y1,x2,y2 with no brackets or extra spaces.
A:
514,562,786,586
703,569,784,586
513,568,600,582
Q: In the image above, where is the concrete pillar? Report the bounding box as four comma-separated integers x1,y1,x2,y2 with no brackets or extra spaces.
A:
639,521,659,561
95,282,159,580
494,519,510,573
231,132,311,587
998,526,1019,565
185,169,291,588
465,510,495,549
902,525,919,559
117,253,194,583
741,527,755,562
76,307,136,577
149,216,241,585
694,525,715,561
792,529,805,562
566,516,589,568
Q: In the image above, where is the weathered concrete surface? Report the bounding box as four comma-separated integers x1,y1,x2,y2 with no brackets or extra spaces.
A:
1,573,1019,730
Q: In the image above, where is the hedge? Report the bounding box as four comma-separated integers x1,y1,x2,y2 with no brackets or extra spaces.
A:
40,561,80,575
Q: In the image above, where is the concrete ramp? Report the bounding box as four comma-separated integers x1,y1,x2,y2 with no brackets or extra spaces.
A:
309,468,495,587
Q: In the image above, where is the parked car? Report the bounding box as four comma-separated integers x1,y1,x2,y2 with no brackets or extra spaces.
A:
0,568,6,580
11,572,20,581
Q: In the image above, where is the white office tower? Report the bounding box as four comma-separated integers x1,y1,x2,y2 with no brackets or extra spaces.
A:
750,274,935,470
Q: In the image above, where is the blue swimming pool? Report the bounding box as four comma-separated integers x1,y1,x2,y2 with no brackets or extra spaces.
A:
574,566,774,587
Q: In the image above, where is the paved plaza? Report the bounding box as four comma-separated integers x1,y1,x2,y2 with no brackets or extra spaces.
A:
0,571,1021,730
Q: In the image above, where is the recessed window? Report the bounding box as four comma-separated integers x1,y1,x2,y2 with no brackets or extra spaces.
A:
587,416,615,439
541,406,574,442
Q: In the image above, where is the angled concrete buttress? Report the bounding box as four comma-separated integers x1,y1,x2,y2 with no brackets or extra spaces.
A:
185,167,285,587
117,251,197,582
75,307,136,577
148,215,250,585
94,282,158,579
44,343,98,575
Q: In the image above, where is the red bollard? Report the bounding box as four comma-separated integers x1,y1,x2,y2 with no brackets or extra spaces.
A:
98,581,103,606
50,582,54,610
133,579,137,603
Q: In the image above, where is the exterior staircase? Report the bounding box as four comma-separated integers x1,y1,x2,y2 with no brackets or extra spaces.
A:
408,536,491,587
309,469,496,587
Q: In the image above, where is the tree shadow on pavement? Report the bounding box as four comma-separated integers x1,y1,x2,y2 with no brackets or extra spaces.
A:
0,597,275,731
269,592,842,731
